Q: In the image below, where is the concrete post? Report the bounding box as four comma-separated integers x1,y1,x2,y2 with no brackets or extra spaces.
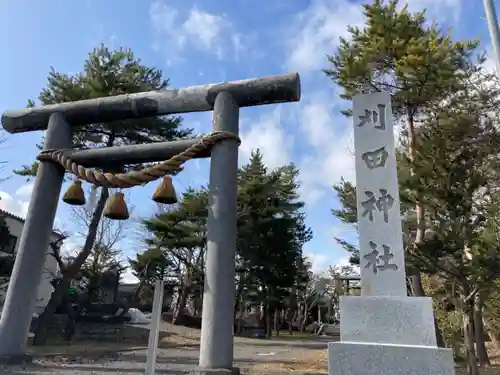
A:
145,279,165,375
0,113,72,359
199,92,239,372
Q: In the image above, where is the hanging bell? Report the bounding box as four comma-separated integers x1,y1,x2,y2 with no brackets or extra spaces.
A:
62,180,86,206
103,192,130,220
152,176,178,205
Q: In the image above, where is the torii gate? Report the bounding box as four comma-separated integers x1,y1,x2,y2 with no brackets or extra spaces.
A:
0,72,301,373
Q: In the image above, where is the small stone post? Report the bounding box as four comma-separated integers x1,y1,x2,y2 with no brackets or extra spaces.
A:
145,279,165,375
0,113,72,358
198,92,240,374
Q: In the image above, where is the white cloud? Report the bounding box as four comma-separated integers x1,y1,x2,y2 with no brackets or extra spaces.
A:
305,251,330,273
330,222,356,242
60,237,81,258
296,95,355,205
286,0,364,73
183,6,225,52
286,0,464,205
121,268,139,284
15,183,34,198
286,0,463,73
0,183,65,232
305,251,359,274
239,107,294,169
0,184,32,218
336,256,352,267
149,1,243,61
402,0,462,22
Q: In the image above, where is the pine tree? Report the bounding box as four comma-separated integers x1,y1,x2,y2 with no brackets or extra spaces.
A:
21,44,193,345
324,0,482,298
406,91,500,373
129,247,172,285
237,150,312,336
129,247,173,306
141,188,208,323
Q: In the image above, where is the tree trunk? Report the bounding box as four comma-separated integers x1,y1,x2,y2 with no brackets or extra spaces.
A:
234,282,244,321
300,303,308,332
273,309,280,337
406,112,427,298
328,296,335,324
474,294,490,366
291,310,298,334
434,318,446,348
33,188,109,346
265,304,272,338
132,281,144,306
464,307,480,375
410,268,426,297
405,113,449,349
112,272,120,304
172,283,189,325
286,308,294,335
236,295,244,336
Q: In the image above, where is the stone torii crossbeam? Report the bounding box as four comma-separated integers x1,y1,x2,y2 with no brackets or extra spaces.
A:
0,73,301,373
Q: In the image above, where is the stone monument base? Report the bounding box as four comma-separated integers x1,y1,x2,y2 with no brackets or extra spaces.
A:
328,341,455,375
339,296,437,346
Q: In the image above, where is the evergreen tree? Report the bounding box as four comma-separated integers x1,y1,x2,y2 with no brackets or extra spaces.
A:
129,247,173,306
16,44,191,178
141,188,208,323
324,0,482,297
237,150,312,335
129,247,172,286
137,151,312,333
331,179,359,265
19,44,192,345
406,92,500,373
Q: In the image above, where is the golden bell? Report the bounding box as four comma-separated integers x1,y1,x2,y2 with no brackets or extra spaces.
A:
103,192,130,220
152,176,178,204
62,180,86,206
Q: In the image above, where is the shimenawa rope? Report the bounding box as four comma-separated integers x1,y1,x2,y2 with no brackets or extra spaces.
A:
36,131,240,189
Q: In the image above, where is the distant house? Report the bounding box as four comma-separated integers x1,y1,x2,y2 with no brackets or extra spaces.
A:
116,283,139,302
0,209,62,314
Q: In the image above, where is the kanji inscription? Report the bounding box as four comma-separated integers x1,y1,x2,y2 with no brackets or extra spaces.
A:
360,189,395,223
361,146,389,169
357,104,387,130
363,241,398,274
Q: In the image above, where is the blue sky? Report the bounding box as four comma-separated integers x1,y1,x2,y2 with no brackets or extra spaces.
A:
0,0,494,281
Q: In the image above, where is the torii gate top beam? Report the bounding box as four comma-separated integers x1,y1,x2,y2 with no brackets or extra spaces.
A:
1,72,301,134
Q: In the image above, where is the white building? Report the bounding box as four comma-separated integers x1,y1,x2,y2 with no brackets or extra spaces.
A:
0,209,62,314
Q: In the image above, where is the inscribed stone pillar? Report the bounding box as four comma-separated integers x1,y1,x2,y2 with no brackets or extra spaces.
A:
328,92,455,375
353,91,406,297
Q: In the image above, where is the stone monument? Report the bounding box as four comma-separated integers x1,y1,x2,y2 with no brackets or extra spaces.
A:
328,92,455,375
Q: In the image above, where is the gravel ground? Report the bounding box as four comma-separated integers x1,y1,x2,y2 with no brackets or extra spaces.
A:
0,324,331,375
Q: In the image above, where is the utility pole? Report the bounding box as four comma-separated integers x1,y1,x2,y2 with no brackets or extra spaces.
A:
483,0,500,77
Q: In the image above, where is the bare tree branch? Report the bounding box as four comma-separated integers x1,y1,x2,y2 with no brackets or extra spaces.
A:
48,232,69,272
69,187,133,251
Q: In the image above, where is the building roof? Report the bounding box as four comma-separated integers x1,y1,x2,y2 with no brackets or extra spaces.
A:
337,275,361,281
0,209,62,237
